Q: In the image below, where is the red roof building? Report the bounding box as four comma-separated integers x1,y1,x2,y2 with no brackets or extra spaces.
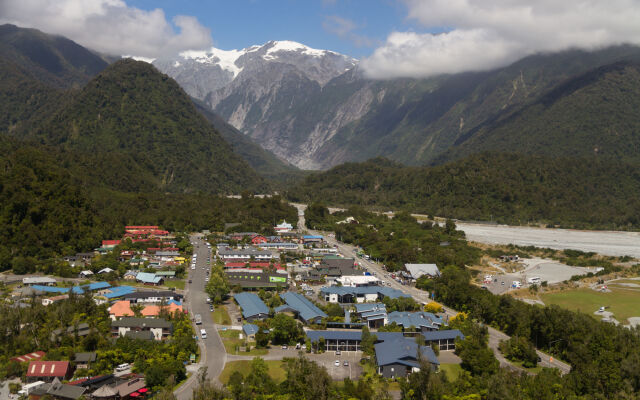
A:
10,351,45,363
251,235,268,245
26,361,71,382
102,240,121,247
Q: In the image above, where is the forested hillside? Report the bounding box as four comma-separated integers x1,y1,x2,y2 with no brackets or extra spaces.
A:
289,154,640,229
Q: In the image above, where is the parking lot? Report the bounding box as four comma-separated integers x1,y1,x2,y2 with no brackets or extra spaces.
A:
306,350,364,380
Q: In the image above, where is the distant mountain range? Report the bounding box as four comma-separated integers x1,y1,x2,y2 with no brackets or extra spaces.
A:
156,41,640,169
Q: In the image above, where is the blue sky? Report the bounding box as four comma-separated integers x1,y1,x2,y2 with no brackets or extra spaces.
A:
127,0,419,58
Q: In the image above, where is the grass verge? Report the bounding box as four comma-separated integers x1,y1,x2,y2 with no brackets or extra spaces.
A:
219,360,286,384
212,305,232,325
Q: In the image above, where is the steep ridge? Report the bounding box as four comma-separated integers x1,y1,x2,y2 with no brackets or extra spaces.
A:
0,24,108,88
19,59,268,193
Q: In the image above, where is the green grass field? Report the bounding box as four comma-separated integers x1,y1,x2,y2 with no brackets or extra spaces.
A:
439,364,463,381
219,360,286,384
212,305,232,325
541,287,640,324
217,328,268,356
165,279,185,290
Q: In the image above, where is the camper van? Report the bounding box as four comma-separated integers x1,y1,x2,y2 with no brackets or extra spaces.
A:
527,277,541,285
512,281,522,288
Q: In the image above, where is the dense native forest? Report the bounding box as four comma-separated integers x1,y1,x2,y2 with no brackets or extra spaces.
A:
290,154,640,230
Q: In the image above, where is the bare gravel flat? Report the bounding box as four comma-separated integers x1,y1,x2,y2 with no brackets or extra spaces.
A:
458,223,640,258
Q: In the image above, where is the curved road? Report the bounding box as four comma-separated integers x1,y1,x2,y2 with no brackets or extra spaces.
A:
174,236,226,400
293,203,571,376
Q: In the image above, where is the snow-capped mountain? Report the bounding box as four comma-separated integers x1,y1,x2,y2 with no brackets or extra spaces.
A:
154,40,357,103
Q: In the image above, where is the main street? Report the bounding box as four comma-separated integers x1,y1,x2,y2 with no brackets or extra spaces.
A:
294,203,571,375
174,236,226,400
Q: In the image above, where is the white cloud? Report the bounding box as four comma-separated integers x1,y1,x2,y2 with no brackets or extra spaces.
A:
362,0,640,79
323,15,375,48
0,0,212,58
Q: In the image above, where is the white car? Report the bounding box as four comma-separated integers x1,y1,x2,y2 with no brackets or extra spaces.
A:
334,360,340,367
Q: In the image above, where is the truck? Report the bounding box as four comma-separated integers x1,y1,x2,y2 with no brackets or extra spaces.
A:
194,314,202,325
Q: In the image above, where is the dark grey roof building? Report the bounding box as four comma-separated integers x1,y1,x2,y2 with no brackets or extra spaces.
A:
375,337,439,378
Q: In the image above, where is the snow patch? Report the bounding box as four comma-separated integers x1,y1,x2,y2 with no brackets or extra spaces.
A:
173,61,181,68
263,40,333,60
179,47,244,77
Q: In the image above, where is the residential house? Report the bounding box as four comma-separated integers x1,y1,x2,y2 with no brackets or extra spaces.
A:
242,324,260,340
29,378,86,400
51,323,92,341
42,295,69,306
108,301,134,320
73,352,97,370
123,291,182,304
354,303,387,328
78,270,94,279
404,264,440,280
279,292,327,324
135,272,163,286
111,317,173,340
26,361,72,383
251,235,268,245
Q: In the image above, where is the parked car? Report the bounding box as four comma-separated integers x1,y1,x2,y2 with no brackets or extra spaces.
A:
334,360,340,367
282,345,288,350
343,361,349,367
335,350,341,355
116,363,130,372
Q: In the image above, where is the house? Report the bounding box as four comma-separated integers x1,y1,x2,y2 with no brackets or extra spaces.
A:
10,351,46,363
375,337,439,378
113,377,146,398
123,270,138,280
42,295,69,306
279,292,327,324
274,220,293,233
111,317,173,340
251,235,268,245
135,272,163,286
26,361,72,383
108,300,134,320
386,311,443,332
23,277,57,286
101,240,121,249
321,286,410,303
123,290,182,304
234,292,269,321
73,352,97,370
98,267,115,274
155,270,176,279
51,323,92,341
78,270,94,278
226,271,288,289
30,378,86,400
404,264,440,280
140,302,183,317
218,248,273,262
242,324,260,340
99,286,136,300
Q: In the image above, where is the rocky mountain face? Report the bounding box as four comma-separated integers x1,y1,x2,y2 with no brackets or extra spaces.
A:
157,42,640,170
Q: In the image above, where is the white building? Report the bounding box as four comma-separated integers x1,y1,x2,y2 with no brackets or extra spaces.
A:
336,275,380,287
404,264,440,279
274,220,293,233
22,277,57,286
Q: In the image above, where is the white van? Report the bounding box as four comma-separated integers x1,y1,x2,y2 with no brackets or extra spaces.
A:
527,277,541,284
116,363,130,372
200,329,207,339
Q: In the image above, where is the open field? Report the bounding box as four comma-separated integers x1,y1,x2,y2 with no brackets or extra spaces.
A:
219,360,286,384
165,279,185,290
540,287,640,324
459,223,640,258
212,306,232,325
217,329,268,356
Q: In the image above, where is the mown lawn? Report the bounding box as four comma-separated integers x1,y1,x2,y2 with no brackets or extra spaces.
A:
540,287,640,324
439,363,463,381
219,360,286,384
212,306,232,325
165,279,185,290
217,328,268,356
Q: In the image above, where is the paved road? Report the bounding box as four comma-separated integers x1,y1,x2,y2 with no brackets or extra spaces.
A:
174,236,226,400
294,204,571,376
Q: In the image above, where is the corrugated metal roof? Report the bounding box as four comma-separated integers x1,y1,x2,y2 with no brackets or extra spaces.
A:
243,324,259,336
305,330,404,342
375,337,439,367
422,329,464,341
404,264,440,279
354,303,386,313
135,272,162,284
320,286,410,299
102,286,136,298
387,311,443,330
234,292,269,318
280,292,327,322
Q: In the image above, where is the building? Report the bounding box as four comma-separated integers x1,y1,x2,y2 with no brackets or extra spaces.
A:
306,330,405,352
234,292,270,321
321,285,410,303
99,286,136,300
256,242,299,251
155,270,177,279
404,264,440,280
42,295,69,306
78,270,94,278
279,292,327,324
111,317,173,340
123,291,182,304
375,337,439,378
274,220,293,233
251,235,268,245
386,311,443,332
26,361,72,383
10,351,46,364
354,303,387,328
336,275,380,287
73,352,97,370
108,300,134,320
51,323,92,341
218,248,273,262
421,330,464,351
135,272,164,286
23,277,57,286
30,378,86,400
302,235,324,244
226,271,288,289
242,324,260,340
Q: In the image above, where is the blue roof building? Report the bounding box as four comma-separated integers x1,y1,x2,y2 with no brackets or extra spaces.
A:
243,324,260,338
375,337,439,378
234,292,269,321
386,311,443,332
279,292,327,324
135,272,163,285
102,286,137,299
32,281,112,295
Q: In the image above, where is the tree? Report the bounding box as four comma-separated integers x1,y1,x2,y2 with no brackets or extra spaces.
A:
205,265,230,304
255,329,269,348
269,314,302,345
361,326,377,356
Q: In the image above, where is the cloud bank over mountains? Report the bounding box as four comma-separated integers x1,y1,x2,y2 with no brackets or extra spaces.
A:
0,0,212,58
362,0,640,78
